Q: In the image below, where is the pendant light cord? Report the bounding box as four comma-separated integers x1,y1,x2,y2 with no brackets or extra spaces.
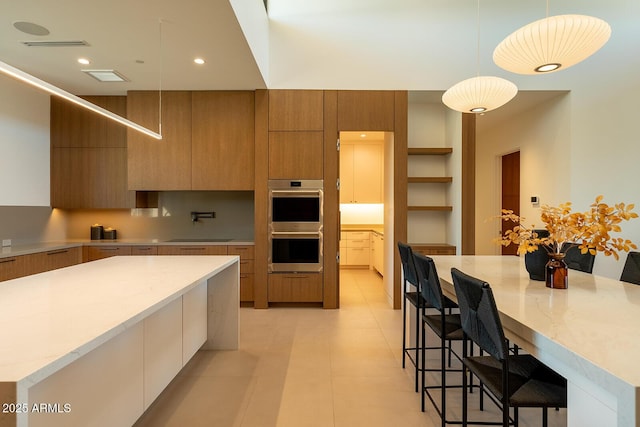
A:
158,19,163,137
476,0,480,77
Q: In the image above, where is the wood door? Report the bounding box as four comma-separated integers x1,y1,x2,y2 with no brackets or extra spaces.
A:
127,91,192,190
339,143,355,203
268,131,323,179
191,91,255,190
501,151,520,256
337,91,395,131
269,90,324,131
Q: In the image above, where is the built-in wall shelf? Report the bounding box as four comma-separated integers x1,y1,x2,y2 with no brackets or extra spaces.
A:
408,177,452,183
408,147,453,156
407,206,453,211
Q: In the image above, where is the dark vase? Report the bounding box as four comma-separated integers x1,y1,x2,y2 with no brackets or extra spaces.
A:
546,253,568,289
524,229,550,281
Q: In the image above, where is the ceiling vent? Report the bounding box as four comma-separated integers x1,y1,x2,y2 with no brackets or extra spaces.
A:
21,40,90,47
82,69,128,82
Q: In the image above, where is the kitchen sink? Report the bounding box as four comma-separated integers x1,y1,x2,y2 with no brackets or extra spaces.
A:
165,238,232,242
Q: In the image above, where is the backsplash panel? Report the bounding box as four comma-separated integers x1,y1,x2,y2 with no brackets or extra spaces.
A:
63,191,255,241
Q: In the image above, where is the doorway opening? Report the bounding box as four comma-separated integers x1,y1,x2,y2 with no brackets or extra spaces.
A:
338,131,395,306
501,150,520,256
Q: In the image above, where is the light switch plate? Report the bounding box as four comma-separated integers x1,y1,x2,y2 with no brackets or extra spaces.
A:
2,239,11,247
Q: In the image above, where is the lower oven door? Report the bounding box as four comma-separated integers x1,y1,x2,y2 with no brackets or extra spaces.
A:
268,231,323,273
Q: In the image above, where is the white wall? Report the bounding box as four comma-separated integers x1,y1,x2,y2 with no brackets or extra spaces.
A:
0,76,50,206
475,93,571,256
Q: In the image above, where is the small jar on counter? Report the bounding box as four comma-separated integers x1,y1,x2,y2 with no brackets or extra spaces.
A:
90,224,104,240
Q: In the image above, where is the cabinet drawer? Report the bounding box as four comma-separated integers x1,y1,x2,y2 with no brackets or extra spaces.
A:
131,246,159,255
42,247,82,270
346,239,370,248
227,245,254,260
0,256,25,282
239,259,254,274
87,246,132,261
346,231,369,240
346,247,370,266
157,245,228,255
240,273,254,302
268,273,323,302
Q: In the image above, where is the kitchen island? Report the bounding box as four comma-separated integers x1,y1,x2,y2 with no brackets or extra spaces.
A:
0,255,239,427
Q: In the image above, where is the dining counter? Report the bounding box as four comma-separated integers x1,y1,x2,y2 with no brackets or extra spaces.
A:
0,255,239,427
430,255,640,427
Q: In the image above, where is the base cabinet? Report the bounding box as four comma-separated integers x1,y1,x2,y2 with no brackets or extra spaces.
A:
340,231,371,267
268,273,323,302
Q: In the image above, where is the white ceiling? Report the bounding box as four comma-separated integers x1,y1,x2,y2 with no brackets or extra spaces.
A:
0,0,637,117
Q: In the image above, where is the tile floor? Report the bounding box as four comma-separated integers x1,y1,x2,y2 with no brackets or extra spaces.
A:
134,269,567,427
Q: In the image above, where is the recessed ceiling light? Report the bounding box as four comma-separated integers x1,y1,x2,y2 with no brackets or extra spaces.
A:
360,133,367,138
194,58,205,65
78,58,90,65
81,69,128,82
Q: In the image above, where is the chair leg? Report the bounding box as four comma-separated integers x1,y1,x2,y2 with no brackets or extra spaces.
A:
441,334,446,427
543,408,548,427
421,320,426,412
462,340,468,427
402,292,407,369
414,301,421,392
513,407,518,427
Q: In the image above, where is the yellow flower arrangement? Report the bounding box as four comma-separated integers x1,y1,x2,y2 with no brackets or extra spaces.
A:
496,196,638,260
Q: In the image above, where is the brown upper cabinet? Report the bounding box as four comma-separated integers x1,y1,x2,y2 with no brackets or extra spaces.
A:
269,131,324,179
192,91,255,190
269,90,324,131
337,91,396,131
127,91,192,191
50,96,135,208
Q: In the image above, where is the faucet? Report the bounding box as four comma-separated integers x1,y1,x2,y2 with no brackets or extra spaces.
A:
191,211,216,222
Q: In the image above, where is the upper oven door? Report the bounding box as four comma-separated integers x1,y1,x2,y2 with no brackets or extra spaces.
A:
268,180,323,232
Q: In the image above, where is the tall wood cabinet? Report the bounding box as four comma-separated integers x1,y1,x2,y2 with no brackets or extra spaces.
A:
127,91,192,190
51,96,135,208
192,91,255,190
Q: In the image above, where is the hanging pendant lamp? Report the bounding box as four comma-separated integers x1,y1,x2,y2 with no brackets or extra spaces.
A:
442,0,517,114
442,76,518,113
493,14,611,75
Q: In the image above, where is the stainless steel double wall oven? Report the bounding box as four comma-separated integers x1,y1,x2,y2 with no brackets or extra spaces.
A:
268,180,323,272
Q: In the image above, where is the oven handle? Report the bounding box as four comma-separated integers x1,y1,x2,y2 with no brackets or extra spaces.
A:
270,231,322,238
270,189,323,197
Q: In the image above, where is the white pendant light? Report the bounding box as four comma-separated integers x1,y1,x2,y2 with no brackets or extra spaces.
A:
493,14,611,75
442,0,517,114
442,76,518,113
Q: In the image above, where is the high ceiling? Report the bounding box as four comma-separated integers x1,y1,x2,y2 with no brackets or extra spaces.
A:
0,0,636,118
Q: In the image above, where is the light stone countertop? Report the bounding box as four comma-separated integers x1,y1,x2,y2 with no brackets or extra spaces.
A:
0,239,254,259
0,255,238,386
431,255,640,426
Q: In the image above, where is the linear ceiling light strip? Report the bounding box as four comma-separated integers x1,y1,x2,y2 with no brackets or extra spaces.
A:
0,60,162,140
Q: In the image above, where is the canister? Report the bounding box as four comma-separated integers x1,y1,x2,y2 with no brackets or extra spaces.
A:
90,224,104,240
103,228,117,240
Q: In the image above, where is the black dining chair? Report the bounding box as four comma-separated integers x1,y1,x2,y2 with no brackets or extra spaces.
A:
451,268,567,427
620,251,640,285
560,242,595,273
413,252,465,425
398,242,428,392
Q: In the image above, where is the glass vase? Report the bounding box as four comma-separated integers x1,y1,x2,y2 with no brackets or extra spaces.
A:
546,253,568,289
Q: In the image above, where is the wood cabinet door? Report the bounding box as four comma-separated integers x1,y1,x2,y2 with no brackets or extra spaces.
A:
339,144,355,203
337,91,395,131
87,246,133,261
268,90,324,131
269,131,323,179
51,147,134,208
191,91,255,190
51,96,126,148
50,96,133,208
127,91,192,190
268,273,323,302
